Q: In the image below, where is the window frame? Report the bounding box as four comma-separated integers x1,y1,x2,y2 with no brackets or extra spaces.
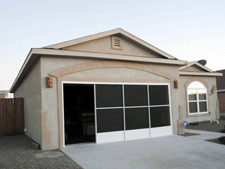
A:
187,82,208,115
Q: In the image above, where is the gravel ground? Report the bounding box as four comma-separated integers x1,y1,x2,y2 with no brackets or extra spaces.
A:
187,117,225,133
0,134,83,169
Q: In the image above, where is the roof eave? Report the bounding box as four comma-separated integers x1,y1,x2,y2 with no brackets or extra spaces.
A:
32,48,187,65
10,48,187,93
10,49,38,93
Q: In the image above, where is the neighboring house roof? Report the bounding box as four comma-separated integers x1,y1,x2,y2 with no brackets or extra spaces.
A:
179,61,222,77
216,69,225,91
0,90,8,95
10,28,188,93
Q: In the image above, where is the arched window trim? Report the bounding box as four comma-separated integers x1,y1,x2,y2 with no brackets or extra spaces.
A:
187,81,208,115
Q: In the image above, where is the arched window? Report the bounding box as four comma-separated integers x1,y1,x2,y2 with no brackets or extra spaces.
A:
187,81,208,114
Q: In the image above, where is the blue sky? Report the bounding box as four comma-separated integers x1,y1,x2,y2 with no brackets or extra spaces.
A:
0,0,225,90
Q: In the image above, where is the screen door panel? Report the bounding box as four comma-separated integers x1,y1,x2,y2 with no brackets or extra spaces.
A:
96,84,125,143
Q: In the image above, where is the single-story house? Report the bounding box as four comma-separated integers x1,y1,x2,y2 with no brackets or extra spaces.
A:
216,69,225,114
10,28,222,150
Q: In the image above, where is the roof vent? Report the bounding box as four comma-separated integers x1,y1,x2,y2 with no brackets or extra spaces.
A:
111,36,122,50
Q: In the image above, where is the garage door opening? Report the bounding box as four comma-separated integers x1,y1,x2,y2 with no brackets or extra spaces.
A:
62,82,172,146
63,84,95,145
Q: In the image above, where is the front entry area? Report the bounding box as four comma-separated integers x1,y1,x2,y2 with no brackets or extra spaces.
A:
63,82,172,147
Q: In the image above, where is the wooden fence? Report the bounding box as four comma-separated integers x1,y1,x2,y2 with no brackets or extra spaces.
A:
218,92,225,113
0,98,24,136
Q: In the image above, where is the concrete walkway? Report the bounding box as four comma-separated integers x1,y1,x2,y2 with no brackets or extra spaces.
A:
63,129,225,169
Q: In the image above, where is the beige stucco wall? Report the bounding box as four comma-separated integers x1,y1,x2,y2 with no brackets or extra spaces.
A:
64,36,162,58
13,54,219,150
39,56,181,149
14,58,42,144
40,56,87,150
65,68,168,81
179,76,218,122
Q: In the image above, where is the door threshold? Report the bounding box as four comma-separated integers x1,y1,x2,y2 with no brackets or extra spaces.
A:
64,142,96,148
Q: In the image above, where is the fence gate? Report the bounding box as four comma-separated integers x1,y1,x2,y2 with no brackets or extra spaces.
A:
0,98,24,136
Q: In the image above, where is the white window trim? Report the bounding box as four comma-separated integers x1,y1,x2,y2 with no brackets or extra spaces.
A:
187,87,208,115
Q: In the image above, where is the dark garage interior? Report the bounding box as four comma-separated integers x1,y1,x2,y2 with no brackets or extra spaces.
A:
63,84,95,145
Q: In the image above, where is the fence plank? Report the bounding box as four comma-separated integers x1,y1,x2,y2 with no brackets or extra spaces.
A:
0,99,7,136
15,98,24,134
11,99,16,135
5,100,8,135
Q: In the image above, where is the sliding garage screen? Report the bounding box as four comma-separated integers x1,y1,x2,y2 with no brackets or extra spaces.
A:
95,83,172,143
63,82,172,145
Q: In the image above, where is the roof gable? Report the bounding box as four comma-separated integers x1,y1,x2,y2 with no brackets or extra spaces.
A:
179,61,213,73
179,61,222,77
61,35,164,59
43,28,176,60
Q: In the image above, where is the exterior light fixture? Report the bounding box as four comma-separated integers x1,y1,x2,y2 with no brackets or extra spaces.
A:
46,77,53,88
174,80,179,89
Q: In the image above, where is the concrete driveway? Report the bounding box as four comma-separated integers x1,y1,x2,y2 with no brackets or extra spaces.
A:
63,129,225,169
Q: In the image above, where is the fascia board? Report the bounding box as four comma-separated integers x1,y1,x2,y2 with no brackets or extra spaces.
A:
179,71,223,76
9,49,34,93
118,29,176,60
44,28,176,60
44,28,122,49
195,62,213,72
32,48,187,65
179,61,196,70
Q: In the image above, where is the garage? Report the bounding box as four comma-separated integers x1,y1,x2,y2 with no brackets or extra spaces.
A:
63,82,172,146
10,28,222,150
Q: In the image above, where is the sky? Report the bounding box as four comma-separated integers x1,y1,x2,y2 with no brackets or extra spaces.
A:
0,0,225,90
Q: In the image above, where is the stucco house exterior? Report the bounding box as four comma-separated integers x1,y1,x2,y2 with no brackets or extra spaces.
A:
10,28,222,150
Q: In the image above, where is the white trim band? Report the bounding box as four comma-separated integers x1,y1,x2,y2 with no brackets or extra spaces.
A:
180,71,222,76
